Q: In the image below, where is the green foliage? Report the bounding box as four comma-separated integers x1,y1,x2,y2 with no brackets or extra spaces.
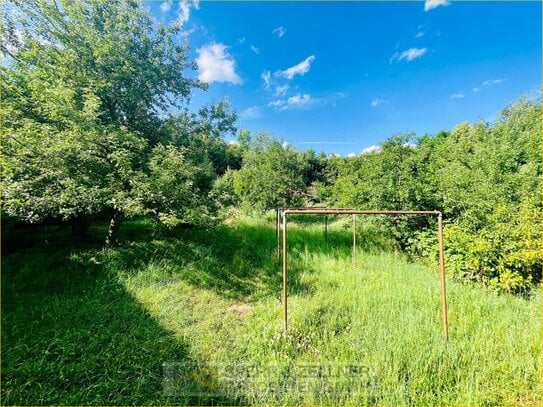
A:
233,132,307,212
142,143,216,228
1,0,237,244
436,98,542,292
212,169,241,212
322,97,541,291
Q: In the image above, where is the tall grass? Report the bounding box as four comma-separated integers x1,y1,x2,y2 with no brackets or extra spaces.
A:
2,216,541,405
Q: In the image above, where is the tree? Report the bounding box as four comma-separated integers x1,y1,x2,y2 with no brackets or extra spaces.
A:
233,132,307,211
1,0,235,245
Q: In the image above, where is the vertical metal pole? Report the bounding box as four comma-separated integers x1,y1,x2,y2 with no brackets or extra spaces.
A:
353,214,357,268
437,213,448,340
282,213,288,331
276,208,281,263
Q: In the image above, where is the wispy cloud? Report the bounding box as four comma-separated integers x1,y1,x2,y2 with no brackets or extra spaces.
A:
415,31,425,38
288,94,312,106
450,93,465,99
240,106,262,120
261,70,271,89
160,1,172,12
176,1,191,26
273,26,287,38
269,93,315,110
276,55,316,80
275,84,290,96
390,47,427,63
196,43,242,85
424,0,451,12
483,78,505,86
371,98,386,107
250,45,260,54
473,78,506,92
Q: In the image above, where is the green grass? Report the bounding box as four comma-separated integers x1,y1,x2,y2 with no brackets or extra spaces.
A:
2,216,541,405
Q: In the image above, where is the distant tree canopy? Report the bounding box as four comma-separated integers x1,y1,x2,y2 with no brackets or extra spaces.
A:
1,0,236,245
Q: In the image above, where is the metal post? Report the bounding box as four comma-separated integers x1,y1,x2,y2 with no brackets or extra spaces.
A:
282,212,288,331
353,214,357,267
276,208,281,263
437,213,448,340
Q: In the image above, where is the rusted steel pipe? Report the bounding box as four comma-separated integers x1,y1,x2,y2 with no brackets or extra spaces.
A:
438,213,448,340
353,214,357,267
284,208,441,216
276,207,281,263
282,212,288,331
278,207,448,339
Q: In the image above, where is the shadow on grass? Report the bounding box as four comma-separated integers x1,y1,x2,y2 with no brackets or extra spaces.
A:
1,217,388,405
105,218,368,301
1,232,245,406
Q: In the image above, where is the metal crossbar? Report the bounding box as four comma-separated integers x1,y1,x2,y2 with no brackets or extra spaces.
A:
276,207,448,340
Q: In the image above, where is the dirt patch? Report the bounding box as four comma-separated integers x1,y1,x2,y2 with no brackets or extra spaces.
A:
227,303,254,316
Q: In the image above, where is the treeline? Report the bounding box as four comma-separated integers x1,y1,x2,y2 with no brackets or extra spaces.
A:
217,98,541,293
2,1,540,293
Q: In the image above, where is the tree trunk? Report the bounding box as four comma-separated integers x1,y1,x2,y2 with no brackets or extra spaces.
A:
105,209,124,247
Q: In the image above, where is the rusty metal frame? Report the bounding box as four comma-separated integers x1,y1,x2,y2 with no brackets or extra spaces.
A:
277,208,448,340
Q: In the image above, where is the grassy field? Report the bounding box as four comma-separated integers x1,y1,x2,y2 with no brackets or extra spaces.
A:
2,216,541,405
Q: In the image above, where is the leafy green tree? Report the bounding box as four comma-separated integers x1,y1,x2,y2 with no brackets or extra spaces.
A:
1,0,236,245
233,132,306,211
436,98,542,291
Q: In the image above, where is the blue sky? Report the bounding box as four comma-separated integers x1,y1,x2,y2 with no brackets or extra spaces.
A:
149,0,541,156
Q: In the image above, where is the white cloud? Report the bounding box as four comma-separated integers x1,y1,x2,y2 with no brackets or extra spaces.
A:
472,78,506,93
424,0,451,12
269,93,314,111
250,45,260,54
415,31,425,38
347,153,357,158
273,26,287,38
275,85,289,96
261,70,271,89
240,106,262,120
483,78,505,86
176,1,191,26
196,43,242,85
390,48,427,63
288,94,311,105
371,98,386,107
160,1,172,12
450,93,465,99
362,145,381,154
268,100,284,108
282,142,290,149
277,55,316,80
